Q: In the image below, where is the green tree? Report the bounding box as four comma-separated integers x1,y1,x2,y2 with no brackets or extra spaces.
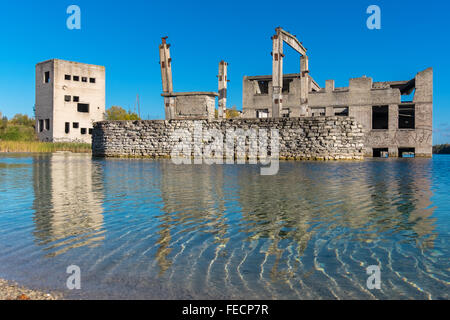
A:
226,106,241,119
105,106,141,120
10,113,35,127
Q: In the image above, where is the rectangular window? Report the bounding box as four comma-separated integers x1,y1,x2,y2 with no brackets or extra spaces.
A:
65,74,71,80
398,105,415,129
311,107,325,117
73,76,79,81
256,109,269,118
73,96,79,102
89,78,96,83
372,105,389,129
39,119,44,132
77,103,89,113
373,148,389,158
257,81,269,94
44,71,50,83
64,95,71,102
334,107,349,116
45,119,50,130
399,148,415,158
82,77,87,82
65,122,70,134
81,128,87,135
88,128,93,135
73,122,79,128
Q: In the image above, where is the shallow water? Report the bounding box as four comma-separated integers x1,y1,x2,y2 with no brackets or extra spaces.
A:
0,153,448,299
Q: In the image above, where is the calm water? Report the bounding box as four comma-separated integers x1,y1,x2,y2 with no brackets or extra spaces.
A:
0,153,448,299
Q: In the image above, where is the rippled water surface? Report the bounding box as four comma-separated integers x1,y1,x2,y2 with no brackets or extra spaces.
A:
0,153,448,299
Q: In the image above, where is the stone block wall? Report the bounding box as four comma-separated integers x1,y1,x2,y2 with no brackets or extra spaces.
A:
92,117,365,160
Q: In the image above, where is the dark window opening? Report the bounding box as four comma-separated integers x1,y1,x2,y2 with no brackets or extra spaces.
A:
39,119,44,132
73,96,80,102
88,128,93,135
373,148,389,158
282,79,293,94
77,103,89,113
89,78,96,83
73,122,79,129
65,122,70,134
372,105,389,129
257,81,269,94
65,74,71,80
45,119,50,131
81,128,87,135
82,77,87,82
44,71,50,83
64,95,71,102
334,107,349,116
399,148,415,158
399,105,415,129
256,109,269,118
73,76,79,81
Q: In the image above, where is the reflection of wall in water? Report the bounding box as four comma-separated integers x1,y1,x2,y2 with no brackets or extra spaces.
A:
32,154,104,254
157,161,230,275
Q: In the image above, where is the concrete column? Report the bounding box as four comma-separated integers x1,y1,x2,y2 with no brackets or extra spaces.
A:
218,61,228,119
159,37,173,94
164,97,176,120
299,55,310,116
389,104,398,131
272,33,283,118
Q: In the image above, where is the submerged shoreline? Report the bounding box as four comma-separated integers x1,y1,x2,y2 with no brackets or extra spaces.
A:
0,278,62,300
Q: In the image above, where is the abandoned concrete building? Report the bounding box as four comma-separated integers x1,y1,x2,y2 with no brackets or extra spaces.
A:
242,28,433,157
159,37,226,120
35,59,105,143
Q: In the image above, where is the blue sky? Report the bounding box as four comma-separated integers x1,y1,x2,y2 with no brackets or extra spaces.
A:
0,0,449,144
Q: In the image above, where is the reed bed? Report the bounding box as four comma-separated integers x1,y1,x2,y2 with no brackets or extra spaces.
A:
0,140,91,153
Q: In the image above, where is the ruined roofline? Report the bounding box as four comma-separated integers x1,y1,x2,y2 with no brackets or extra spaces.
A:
161,91,219,97
245,73,320,89
35,58,105,69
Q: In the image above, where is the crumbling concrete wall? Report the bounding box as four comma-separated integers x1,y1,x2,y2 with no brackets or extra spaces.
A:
92,117,365,160
243,68,433,157
163,92,217,120
308,68,432,157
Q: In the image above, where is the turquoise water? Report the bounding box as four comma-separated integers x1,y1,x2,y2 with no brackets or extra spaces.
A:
0,153,448,299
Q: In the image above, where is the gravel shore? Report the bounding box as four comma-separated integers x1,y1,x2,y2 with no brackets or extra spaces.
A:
0,279,63,300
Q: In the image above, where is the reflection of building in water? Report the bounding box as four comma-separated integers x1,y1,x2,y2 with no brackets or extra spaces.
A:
235,161,437,277
32,153,105,256
157,161,229,275
155,160,437,277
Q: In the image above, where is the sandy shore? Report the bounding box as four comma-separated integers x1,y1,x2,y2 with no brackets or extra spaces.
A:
0,278,63,300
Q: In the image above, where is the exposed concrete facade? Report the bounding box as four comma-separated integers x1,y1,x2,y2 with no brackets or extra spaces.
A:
35,59,105,143
242,28,433,157
159,37,220,120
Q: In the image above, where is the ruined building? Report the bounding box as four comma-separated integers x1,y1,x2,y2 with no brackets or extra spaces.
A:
159,37,227,120
243,28,433,157
35,59,105,143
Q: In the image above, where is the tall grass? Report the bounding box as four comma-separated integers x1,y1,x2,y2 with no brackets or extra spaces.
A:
0,141,91,153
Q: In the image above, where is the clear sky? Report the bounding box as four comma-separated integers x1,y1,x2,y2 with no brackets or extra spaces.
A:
0,0,449,144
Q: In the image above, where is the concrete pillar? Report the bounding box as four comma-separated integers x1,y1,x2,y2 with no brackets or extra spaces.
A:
272,33,283,118
159,37,173,93
159,37,174,120
218,61,228,119
325,80,335,93
164,97,176,120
